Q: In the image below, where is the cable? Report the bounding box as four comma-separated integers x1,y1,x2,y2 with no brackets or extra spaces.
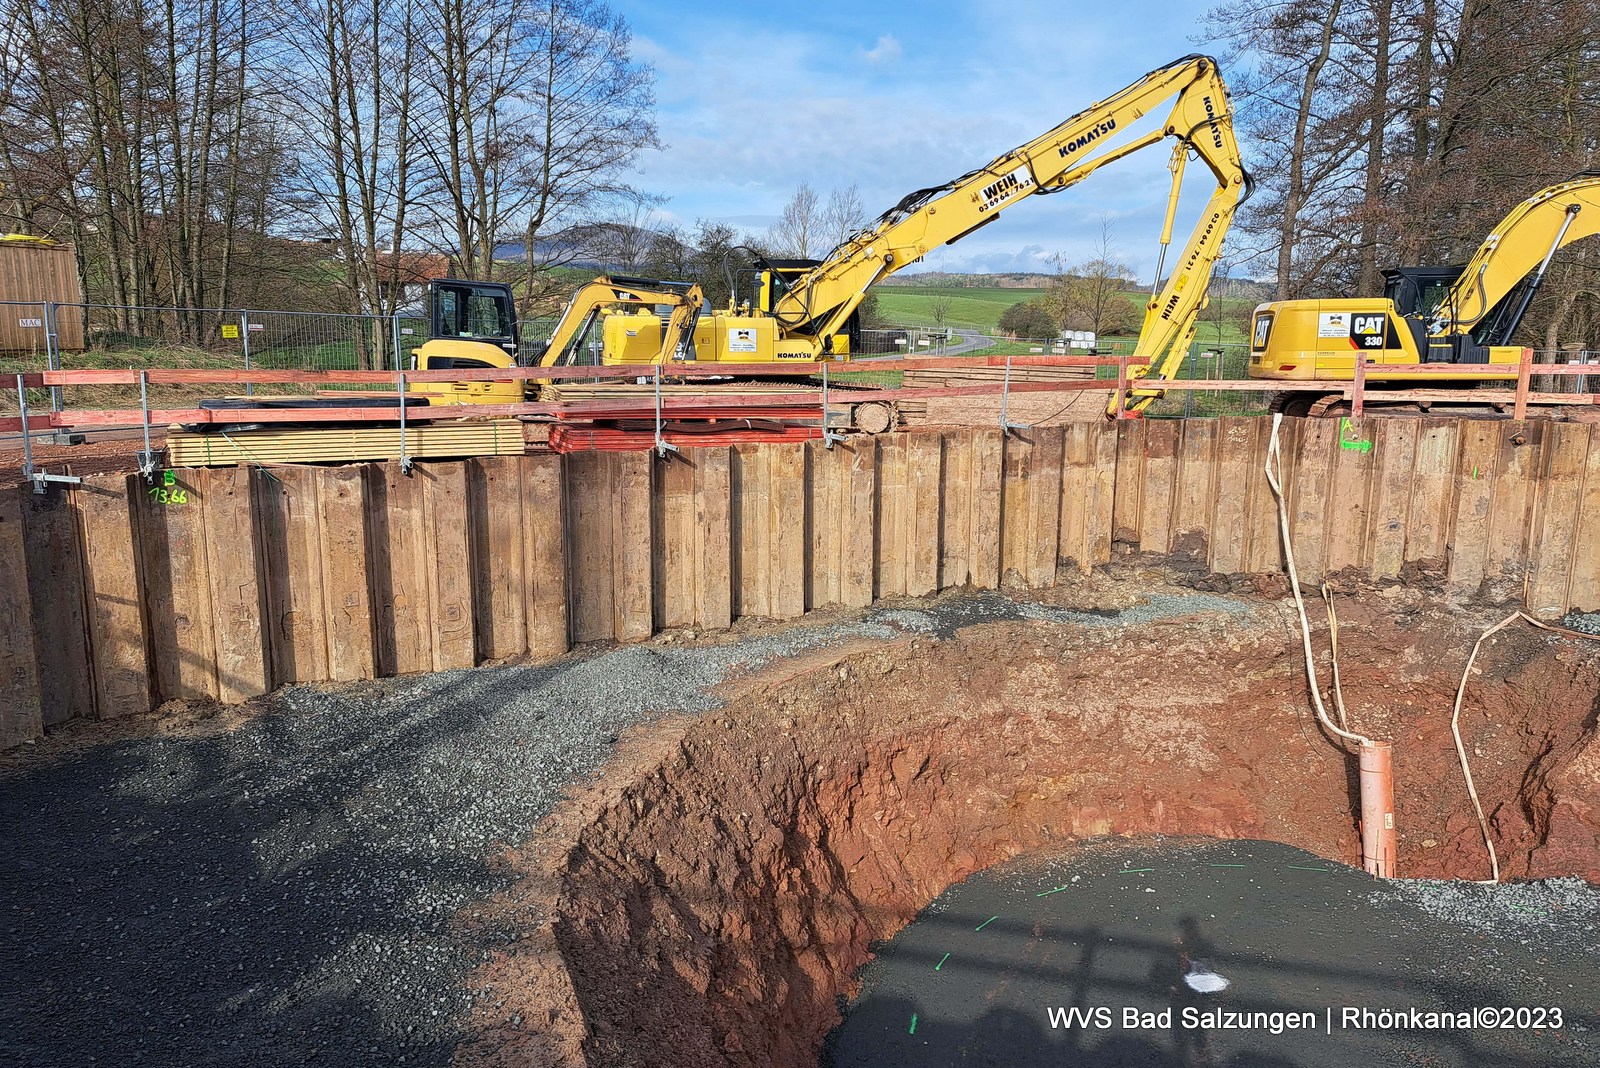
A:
1264,413,1373,749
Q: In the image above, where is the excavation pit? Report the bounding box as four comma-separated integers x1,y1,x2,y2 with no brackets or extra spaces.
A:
457,581,1600,1068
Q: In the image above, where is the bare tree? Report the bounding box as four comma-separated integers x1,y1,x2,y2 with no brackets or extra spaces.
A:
822,183,866,251
770,182,820,258
1044,223,1139,337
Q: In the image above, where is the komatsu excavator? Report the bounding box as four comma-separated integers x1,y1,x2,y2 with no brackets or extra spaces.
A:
1248,173,1600,414
415,54,1250,418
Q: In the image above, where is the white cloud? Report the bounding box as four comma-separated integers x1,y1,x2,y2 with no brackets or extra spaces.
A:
861,34,902,64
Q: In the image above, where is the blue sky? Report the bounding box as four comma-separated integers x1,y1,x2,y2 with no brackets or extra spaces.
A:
614,0,1239,279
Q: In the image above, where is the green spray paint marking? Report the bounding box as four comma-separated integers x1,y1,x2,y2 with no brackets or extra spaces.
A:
1036,885,1071,897
1287,864,1330,872
1208,863,1246,868
974,915,998,932
1121,868,1155,874
935,952,951,971
1339,417,1373,452
909,1013,919,1035
1509,904,1549,915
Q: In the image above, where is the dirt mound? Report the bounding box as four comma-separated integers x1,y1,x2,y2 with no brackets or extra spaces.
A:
455,588,1600,1068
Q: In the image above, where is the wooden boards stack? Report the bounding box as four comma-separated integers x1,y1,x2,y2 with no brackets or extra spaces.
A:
166,419,526,467
899,360,1094,421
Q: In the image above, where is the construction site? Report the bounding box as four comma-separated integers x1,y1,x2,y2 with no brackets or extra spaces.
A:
2,35,1600,1068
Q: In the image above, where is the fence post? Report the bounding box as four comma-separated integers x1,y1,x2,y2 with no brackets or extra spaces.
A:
392,311,403,371
43,301,62,415
1514,347,1532,420
240,310,254,396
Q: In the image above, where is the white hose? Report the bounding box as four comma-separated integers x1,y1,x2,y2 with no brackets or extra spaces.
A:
1265,414,1374,748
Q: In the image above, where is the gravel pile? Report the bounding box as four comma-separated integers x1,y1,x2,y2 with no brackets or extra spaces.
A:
0,587,1256,1066
1558,610,1600,637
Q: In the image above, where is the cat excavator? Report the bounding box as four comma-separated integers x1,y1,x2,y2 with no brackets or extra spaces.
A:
1248,172,1600,414
412,54,1251,419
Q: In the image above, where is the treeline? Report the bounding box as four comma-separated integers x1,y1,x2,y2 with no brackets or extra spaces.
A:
0,0,654,341
1210,0,1600,348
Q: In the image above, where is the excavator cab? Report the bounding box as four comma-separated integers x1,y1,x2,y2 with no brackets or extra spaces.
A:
410,279,524,405
754,258,855,357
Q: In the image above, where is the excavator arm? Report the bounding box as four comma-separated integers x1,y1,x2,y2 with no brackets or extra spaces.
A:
536,275,705,366
1432,172,1600,344
768,54,1249,412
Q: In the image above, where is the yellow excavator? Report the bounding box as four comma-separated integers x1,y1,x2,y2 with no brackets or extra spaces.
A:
408,274,705,406
412,54,1250,418
1249,172,1600,414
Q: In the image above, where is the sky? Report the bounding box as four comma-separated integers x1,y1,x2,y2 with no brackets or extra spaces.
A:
613,0,1239,280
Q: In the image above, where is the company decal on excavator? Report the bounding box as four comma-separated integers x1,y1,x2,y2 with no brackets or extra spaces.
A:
978,164,1036,213
1057,119,1117,157
1202,95,1225,150
1160,210,1224,320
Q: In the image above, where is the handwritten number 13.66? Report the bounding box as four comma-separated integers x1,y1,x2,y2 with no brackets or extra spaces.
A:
147,486,190,506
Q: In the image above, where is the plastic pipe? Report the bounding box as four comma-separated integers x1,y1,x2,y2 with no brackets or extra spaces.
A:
1359,741,1396,878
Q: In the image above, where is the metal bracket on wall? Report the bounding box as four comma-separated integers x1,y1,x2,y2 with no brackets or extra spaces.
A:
653,366,679,458
397,372,413,474
135,370,160,482
15,373,81,495
820,361,844,449
999,351,1028,435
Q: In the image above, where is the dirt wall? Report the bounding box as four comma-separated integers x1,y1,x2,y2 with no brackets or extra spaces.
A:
457,594,1600,1068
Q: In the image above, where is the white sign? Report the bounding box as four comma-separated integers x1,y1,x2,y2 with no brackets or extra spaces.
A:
248,322,264,331
726,327,757,353
17,318,42,328
1317,312,1349,338
400,327,414,335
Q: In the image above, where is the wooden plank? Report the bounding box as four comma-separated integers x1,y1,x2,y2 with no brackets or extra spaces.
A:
907,433,943,596
612,451,654,640
199,467,269,704
317,466,375,681
841,439,877,607
1404,420,1461,571
656,452,696,628
1445,421,1502,595
138,468,219,702
1485,422,1542,593
1026,427,1064,586
875,435,908,598
1367,418,1419,581
1244,416,1294,574
1138,420,1180,556
1085,420,1117,567
76,474,152,716
731,445,762,618
771,443,807,618
0,489,42,745
940,430,973,587
523,453,570,657
1171,420,1217,570
969,429,1003,589
1526,423,1591,616
1111,419,1146,548
804,442,831,609
1287,418,1339,586
262,467,330,684
1059,424,1091,571
22,483,94,725
999,431,1031,585
1568,431,1600,612
1324,418,1377,575
564,452,614,643
1209,418,1259,575
470,456,528,660
367,463,430,675
695,448,734,627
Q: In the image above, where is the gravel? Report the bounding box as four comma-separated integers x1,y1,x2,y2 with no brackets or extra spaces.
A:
1558,610,1600,637
0,586,1258,1066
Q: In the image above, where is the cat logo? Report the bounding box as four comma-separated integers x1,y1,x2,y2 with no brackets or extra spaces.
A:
1350,313,1388,349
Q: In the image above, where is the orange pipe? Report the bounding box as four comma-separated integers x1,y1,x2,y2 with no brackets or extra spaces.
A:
1359,742,1397,878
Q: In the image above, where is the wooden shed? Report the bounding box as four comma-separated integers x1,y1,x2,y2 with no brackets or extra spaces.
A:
0,238,84,353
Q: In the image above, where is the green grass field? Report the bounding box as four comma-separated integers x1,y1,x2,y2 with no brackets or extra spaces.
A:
871,284,1254,345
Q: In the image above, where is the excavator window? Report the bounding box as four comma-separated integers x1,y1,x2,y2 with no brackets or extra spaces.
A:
433,282,516,343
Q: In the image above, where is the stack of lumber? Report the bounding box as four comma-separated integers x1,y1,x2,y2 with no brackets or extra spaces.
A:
166,419,525,467
549,422,821,453
544,381,825,424
899,360,1093,420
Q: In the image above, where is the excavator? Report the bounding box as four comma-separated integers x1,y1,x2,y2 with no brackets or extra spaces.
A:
1248,172,1600,414
410,54,1251,420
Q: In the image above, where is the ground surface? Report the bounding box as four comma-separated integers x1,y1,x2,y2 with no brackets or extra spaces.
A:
824,837,1599,1067
4,574,1598,1068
